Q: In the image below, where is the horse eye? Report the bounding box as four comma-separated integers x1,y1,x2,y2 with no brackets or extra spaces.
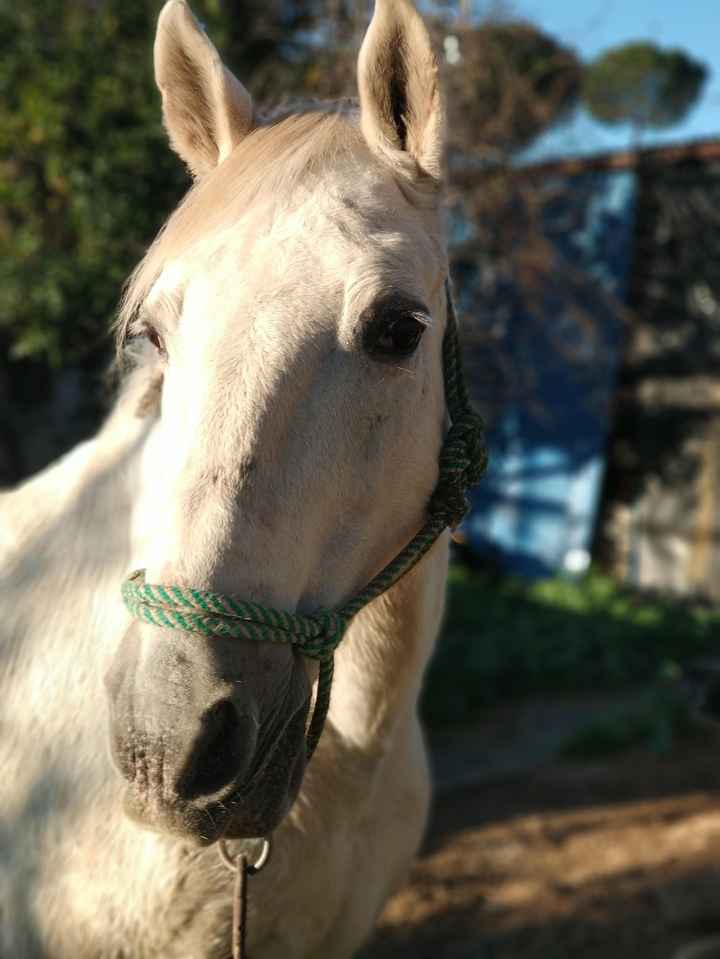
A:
144,325,166,358
363,311,427,361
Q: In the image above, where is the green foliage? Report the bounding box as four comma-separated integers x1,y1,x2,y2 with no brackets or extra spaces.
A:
422,565,720,727
583,42,707,133
0,0,324,368
0,0,322,476
559,688,696,760
0,2,188,365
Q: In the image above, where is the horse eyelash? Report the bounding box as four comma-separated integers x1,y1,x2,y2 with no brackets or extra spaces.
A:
128,308,167,358
143,323,167,358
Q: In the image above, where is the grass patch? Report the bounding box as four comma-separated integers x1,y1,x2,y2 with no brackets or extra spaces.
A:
559,689,697,760
421,565,720,728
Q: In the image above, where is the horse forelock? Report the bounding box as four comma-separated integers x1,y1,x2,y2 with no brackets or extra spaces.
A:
115,107,366,352
114,96,441,366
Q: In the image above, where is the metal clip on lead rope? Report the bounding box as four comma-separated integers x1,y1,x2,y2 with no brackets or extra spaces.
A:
218,838,272,959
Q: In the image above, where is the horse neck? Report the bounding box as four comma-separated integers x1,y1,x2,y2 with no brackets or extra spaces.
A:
328,533,449,753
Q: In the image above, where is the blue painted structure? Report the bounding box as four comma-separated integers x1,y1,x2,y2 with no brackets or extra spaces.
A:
461,170,637,577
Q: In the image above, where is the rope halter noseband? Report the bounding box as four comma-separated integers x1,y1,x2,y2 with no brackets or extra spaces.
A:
121,281,487,760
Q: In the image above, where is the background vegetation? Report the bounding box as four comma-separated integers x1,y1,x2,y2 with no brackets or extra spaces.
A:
583,42,707,144
425,564,720,722
422,563,719,753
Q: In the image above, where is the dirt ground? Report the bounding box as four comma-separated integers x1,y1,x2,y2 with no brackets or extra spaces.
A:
367,734,720,959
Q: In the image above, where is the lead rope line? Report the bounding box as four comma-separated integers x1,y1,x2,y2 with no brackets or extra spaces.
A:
219,838,272,959
121,280,487,958
232,854,247,959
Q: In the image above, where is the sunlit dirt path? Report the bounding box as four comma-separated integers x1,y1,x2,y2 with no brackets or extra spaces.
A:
368,737,720,958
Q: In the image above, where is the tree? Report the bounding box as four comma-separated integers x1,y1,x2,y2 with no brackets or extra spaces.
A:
0,0,322,366
439,21,582,160
583,42,707,143
0,0,324,478
299,14,582,160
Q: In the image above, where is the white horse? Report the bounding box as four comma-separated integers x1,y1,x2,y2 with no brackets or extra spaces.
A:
0,1,463,955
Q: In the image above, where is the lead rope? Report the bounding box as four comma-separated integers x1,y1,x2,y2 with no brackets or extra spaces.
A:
218,838,272,959
121,280,487,956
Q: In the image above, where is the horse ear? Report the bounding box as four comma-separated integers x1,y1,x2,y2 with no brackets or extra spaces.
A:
357,0,444,185
154,1,254,177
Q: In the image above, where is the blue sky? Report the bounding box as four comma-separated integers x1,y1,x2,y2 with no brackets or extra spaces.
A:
505,0,720,161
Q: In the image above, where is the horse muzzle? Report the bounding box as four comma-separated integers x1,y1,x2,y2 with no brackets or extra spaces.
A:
104,620,310,844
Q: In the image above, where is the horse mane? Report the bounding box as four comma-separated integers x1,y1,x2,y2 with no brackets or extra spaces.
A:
115,104,364,351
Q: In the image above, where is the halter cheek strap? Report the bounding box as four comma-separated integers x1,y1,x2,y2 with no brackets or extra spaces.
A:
121,281,487,759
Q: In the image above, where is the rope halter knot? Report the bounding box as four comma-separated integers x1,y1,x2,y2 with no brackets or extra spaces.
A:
120,281,487,760
428,409,488,529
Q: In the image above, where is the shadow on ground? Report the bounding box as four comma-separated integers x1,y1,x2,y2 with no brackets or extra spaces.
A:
366,726,720,959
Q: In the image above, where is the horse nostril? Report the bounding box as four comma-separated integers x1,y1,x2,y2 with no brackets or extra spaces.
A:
174,698,255,801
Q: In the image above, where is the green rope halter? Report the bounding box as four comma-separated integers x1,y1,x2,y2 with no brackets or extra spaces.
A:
121,282,487,759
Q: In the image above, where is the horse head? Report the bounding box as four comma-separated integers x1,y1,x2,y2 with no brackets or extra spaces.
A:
105,0,449,844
